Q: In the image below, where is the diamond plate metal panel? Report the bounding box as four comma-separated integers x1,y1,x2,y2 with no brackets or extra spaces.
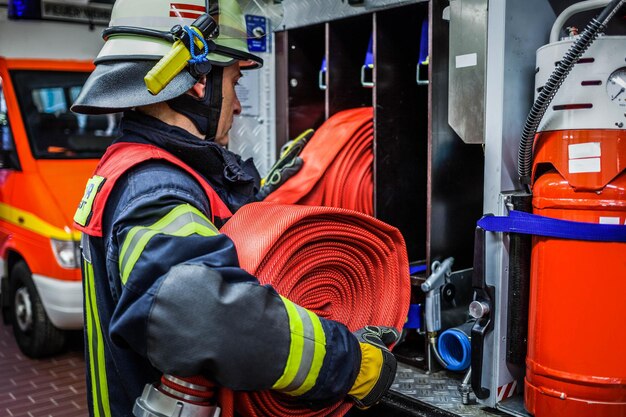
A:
280,0,424,30
230,35,276,177
392,363,510,417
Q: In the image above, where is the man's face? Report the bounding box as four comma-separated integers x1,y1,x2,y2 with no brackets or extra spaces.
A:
215,64,243,146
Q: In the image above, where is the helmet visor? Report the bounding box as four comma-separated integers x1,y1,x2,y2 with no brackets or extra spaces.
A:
201,0,284,68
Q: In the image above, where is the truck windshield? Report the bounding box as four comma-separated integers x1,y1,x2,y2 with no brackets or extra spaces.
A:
10,70,120,159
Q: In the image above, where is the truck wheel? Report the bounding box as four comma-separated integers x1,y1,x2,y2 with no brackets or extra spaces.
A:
10,261,66,358
1,275,10,325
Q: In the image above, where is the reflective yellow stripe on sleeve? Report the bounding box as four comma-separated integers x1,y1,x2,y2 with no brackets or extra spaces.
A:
272,296,327,397
83,260,111,417
119,204,219,285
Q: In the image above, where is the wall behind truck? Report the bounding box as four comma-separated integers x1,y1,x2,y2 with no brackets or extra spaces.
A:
230,30,277,176
0,6,103,60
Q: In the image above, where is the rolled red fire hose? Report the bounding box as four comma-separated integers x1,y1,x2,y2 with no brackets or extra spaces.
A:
265,107,374,215
219,202,410,417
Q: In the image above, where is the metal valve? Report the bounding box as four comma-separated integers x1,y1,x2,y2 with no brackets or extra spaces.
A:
134,375,220,417
469,300,490,319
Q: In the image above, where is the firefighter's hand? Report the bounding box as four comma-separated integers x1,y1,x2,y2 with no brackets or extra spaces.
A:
255,129,314,201
348,326,400,409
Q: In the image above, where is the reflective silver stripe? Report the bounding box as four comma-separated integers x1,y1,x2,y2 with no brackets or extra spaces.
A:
282,303,316,392
120,210,216,272
119,206,218,284
81,233,92,263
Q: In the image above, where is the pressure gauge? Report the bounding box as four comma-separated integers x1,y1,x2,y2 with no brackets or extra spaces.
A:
607,67,626,107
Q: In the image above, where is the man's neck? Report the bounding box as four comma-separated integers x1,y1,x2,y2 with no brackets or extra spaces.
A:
136,102,204,139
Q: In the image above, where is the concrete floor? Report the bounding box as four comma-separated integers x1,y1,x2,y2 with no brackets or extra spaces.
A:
0,324,88,417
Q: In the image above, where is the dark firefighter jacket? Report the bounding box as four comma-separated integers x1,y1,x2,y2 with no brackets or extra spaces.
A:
73,111,361,417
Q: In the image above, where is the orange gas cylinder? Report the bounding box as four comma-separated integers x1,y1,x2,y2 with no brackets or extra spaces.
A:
525,129,626,417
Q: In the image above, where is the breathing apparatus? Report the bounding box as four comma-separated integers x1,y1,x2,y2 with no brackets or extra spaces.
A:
517,0,625,186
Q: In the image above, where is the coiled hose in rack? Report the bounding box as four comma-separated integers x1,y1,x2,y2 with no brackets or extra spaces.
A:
517,0,625,185
219,202,411,417
266,107,374,215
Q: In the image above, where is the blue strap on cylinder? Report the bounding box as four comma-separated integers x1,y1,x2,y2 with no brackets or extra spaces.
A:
478,210,626,242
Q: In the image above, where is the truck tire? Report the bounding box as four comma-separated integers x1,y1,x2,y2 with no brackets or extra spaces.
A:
1,275,11,325
10,261,66,358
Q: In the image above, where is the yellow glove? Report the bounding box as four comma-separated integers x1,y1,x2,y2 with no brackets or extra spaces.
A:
256,129,314,200
349,326,400,409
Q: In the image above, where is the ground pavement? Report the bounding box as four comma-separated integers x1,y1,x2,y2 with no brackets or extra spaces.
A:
0,324,87,417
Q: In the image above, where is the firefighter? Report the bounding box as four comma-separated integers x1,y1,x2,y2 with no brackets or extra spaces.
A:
71,0,399,416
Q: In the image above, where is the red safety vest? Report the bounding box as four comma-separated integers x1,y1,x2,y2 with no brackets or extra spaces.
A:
74,142,233,237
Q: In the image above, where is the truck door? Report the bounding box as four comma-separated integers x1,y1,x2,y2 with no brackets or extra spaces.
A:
0,74,20,319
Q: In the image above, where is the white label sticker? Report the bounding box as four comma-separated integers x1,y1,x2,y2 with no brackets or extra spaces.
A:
455,53,477,69
569,142,601,159
599,217,621,225
569,157,601,173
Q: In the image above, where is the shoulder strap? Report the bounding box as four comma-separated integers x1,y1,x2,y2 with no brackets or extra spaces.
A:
74,142,232,237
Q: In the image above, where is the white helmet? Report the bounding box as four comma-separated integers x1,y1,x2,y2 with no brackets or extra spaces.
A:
72,0,282,115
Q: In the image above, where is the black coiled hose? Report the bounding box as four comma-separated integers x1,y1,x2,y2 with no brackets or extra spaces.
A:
517,0,625,186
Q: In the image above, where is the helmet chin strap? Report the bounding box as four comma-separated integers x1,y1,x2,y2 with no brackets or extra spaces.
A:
167,66,224,141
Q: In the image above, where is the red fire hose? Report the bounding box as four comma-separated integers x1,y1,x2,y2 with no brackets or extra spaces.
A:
219,202,410,417
265,107,374,215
